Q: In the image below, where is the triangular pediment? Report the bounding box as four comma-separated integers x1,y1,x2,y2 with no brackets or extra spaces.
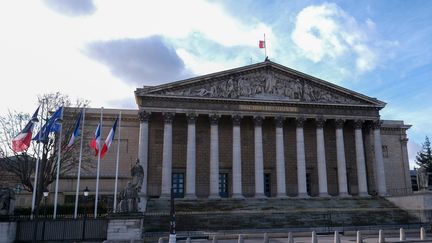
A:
136,61,385,107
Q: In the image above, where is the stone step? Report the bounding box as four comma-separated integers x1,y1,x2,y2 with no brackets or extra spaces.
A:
143,197,418,233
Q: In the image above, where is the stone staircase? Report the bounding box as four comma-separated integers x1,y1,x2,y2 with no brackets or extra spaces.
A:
143,197,418,234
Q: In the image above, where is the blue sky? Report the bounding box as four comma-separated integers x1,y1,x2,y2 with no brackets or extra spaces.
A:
0,0,431,167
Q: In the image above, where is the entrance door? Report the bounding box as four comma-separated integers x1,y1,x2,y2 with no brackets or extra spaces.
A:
172,173,185,198
264,173,271,197
219,173,229,198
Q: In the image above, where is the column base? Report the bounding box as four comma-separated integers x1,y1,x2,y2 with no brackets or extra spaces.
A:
184,194,197,200
276,194,289,198
231,193,244,199
297,193,310,198
159,193,171,199
208,194,221,200
338,192,351,197
318,193,331,198
357,192,370,197
254,193,267,199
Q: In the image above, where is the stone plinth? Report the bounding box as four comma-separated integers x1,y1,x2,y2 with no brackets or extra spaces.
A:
0,221,16,243
107,218,143,241
386,191,432,222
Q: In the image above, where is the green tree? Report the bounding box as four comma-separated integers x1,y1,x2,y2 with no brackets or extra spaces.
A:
416,136,432,172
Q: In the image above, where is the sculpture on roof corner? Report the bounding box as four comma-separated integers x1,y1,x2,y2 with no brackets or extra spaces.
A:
117,159,144,213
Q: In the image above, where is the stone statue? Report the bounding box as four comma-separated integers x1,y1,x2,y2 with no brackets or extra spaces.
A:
117,159,144,213
417,165,429,191
131,159,144,192
118,181,138,213
0,185,15,215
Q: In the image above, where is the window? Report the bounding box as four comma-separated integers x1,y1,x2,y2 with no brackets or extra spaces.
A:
219,173,229,198
172,173,185,198
382,145,389,158
264,173,271,197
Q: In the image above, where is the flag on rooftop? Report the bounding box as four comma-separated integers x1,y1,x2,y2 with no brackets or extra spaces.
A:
11,106,40,152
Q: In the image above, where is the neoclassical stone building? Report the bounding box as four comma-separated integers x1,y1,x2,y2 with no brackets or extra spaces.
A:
134,61,412,200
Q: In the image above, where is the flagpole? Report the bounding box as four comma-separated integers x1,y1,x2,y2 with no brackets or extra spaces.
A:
53,107,64,219
113,112,122,213
264,33,267,58
74,108,86,219
31,100,45,220
94,107,103,218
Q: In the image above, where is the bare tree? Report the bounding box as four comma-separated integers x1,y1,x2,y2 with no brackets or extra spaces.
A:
0,92,93,211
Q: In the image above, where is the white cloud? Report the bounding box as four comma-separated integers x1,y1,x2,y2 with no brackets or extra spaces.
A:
291,3,378,73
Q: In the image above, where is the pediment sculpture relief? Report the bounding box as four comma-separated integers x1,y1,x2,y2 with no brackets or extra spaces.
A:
159,70,363,105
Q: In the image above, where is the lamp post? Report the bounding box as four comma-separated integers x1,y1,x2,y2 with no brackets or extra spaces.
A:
82,186,89,241
41,188,49,241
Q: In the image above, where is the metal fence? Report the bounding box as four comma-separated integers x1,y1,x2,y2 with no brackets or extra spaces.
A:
15,218,108,242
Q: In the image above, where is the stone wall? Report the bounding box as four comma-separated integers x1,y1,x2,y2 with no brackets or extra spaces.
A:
107,218,143,241
0,222,16,243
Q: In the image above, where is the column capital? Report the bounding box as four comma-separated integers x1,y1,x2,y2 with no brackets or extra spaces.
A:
373,120,382,129
315,118,326,128
162,112,174,124
254,116,264,126
296,117,305,128
354,120,364,129
209,114,220,125
335,119,345,129
187,113,197,124
275,116,285,128
138,110,151,122
232,114,242,126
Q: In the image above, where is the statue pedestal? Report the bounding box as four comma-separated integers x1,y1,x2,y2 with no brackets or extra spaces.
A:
386,191,432,223
106,217,143,242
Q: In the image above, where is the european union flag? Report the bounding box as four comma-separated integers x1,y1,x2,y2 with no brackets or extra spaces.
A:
33,107,63,143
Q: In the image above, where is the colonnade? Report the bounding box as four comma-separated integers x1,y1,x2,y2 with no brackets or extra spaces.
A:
138,111,387,198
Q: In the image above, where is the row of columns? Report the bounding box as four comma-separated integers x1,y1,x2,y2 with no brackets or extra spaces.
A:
138,111,387,198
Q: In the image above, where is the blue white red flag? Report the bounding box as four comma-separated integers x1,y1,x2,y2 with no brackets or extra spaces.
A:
89,123,101,156
100,118,118,158
33,106,63,143
67,110,83,148
12,106,40,152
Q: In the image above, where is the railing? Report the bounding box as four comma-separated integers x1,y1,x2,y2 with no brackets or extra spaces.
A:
15,218,108,242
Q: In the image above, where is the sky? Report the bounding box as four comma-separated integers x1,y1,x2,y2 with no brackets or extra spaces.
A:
0,0,431,168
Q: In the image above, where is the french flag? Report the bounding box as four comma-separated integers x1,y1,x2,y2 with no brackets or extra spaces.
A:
89,123,101,156
12,106,40,152
67,110,82,148
100,118,118,159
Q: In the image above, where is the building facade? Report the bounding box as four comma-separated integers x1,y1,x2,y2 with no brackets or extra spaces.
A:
134,61,412,199
14,61,412,209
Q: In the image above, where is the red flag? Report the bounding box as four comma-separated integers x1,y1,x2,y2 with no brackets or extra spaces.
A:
100,118,118,158
89,123,101,156
259,40,265,48
12,107,40,152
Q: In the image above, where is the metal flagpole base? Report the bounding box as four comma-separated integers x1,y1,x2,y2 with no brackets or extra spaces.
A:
168,234,176,243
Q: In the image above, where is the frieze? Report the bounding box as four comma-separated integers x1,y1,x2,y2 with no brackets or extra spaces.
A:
157,70,364,105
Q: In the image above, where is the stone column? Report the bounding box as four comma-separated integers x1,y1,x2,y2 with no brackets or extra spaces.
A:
209,114,220,199
185,113,197,199
254,116,265,198
373,120,387,196
354,120,368,196
296,117,308,197
138,111,150,197
316,118,329,197
335,119,349,197
161,112,174,198
275,116,287,198
232,115,243,198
